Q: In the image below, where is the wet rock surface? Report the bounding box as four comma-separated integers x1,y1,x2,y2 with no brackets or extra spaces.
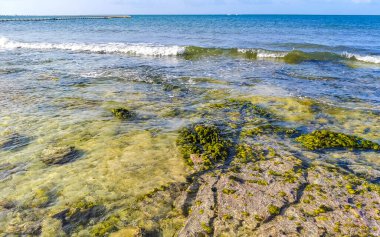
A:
130,99,380,237
40,146,82,165
52,201,106,234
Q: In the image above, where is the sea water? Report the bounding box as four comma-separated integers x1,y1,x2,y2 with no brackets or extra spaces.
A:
0,15,379,235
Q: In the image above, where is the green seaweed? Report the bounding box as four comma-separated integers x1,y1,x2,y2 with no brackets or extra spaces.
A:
268,205,280,215
176,124,231,169
295,130,380,151
222,189,237,195
310,205,333,216
90,216,119,236
284,50,343,64
235,144,256,163
243,124,299,138
111,108,136,120
201,222,213,234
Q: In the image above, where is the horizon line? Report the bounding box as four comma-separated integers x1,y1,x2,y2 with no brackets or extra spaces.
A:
1,14,380,16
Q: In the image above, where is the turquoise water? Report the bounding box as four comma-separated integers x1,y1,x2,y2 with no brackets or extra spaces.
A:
0,15,380,235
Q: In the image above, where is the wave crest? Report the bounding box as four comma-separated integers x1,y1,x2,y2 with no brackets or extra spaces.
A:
1,37,379,64
0,37,185,56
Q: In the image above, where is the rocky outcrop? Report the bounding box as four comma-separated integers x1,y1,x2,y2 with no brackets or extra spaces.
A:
40,146,81,165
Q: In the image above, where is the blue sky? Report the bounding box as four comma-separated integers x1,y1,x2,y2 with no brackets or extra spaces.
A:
0,0,379,15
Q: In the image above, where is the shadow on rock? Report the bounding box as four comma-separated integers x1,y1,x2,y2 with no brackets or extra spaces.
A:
0,133,31,152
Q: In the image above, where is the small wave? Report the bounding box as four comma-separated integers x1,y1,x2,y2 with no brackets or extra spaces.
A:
1,37,380,65
0,37,185,56
342,52,380,64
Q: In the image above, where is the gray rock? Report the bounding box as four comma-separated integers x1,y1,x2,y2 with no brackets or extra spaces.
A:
40,146,81,165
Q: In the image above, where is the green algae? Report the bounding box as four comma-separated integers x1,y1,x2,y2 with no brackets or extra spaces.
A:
111,108,136,120
235,144,256,163
296,130,380,151
176,124,231,169
90,215,120,236
183,46,226,60
182,46,258,60
284,50,343,64
242,124,299,138
222,189,237,195
201,222,213,234
268,205,280,215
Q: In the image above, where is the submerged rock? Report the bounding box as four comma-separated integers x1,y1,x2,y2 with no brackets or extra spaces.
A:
109,227,142,237
40,146,81,165
52,201,106,234
0,162,27,181
5,210,42,236
0,133,30,151
111,107,136,120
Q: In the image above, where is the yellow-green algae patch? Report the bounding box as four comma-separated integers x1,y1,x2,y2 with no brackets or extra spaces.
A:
0,119,188,235
296,130,380,151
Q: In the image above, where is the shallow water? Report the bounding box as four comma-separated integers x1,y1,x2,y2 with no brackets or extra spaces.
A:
0,15,379,235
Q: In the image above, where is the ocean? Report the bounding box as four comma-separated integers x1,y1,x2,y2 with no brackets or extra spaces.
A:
0,15,379,235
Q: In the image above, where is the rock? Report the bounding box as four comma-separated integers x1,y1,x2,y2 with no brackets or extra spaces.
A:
5,210,42,235
111,108,136,120
52,201,105,234
40,146,81,165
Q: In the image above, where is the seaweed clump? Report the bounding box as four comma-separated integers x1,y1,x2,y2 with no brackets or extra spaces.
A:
176,124,231,169
296,130,380,151
242,124,299,138
111,108,136,120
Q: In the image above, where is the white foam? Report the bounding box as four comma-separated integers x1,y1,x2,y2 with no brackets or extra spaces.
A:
238,48,287,58
0,37,185,56
343,52,380,64
256,50,288,58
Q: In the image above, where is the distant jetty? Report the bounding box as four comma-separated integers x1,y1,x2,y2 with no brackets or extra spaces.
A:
0,15,131,22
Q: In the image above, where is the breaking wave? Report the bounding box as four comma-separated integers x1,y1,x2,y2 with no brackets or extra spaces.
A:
0,37,185,56
1,37,379,64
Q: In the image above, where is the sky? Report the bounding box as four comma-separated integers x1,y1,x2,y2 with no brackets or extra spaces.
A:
0,0,379,15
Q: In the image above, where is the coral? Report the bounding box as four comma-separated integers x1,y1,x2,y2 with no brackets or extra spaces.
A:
296,130,380,151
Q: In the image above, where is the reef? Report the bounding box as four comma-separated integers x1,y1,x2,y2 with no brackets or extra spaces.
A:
296,130,380,151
